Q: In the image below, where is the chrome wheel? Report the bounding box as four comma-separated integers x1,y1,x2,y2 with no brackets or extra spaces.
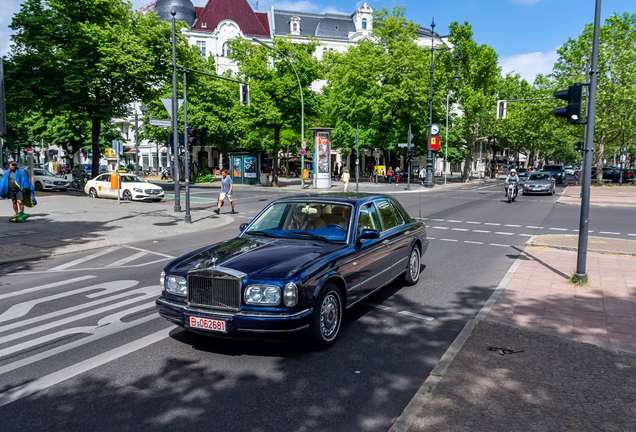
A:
409,248,420,282
89,188,97,198
35,181,42,191
320,294,340,340
123,190,132,201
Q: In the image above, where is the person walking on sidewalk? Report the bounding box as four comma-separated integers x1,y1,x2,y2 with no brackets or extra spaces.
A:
0,161,37,222
368,161,375,182
419,166,427,185
395,167,401,185
341,169,350,192
214,169,235,215
387,166,393,184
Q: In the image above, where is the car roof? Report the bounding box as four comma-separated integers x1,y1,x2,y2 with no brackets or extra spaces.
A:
271,192,393,205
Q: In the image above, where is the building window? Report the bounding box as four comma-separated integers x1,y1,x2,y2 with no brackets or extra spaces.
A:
323,47,327,54
161,152,167,168
334,25,338,30
293,23,298,31
362,18,367,30
222,42,230,57
196,40,206,57
201,22,207,28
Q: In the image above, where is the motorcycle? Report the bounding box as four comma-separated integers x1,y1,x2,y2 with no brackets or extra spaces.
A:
507,181,518,203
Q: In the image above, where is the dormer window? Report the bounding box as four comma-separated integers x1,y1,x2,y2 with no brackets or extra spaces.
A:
362,18,367,30
201,22,207,28
290,16,301,35
293,23,298,31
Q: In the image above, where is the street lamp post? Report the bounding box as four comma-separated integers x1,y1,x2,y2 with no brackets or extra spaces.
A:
128,104,146,175
252,38,305,189
171,11,181,213
424,19,461,188
445,92,450,185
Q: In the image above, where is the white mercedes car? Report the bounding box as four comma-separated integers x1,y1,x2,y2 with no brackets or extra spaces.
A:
84,173,164,201
33,168,71,191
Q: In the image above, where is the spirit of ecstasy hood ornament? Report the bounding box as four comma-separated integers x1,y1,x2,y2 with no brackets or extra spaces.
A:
211,257,217,270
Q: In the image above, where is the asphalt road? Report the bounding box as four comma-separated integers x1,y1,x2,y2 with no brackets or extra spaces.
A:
0,179,633,431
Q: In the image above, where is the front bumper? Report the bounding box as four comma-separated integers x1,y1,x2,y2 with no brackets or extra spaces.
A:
134,192,164,201
43,182,70,190
156,296,313,335
523,186,551,194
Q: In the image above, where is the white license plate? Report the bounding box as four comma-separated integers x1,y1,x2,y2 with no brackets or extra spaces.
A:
188,316,227,333
149,194,158,197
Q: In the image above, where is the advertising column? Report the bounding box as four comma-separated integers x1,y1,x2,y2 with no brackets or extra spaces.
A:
310,127,334,189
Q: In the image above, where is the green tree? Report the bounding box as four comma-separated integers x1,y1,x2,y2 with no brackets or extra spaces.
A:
7,0,186,177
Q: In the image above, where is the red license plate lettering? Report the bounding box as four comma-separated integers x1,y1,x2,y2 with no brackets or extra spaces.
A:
188,316,226,333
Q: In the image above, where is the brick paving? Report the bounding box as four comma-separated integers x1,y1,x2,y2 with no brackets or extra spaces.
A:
409,321,636,432
487,248,636,353
559,184,636,207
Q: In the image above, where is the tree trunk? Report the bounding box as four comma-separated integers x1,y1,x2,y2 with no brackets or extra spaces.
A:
462,142,474,182
286,144,290,176
595,132,606,184
91,117,101,178
273,126,280,187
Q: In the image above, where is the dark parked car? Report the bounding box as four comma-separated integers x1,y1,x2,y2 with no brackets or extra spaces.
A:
522,172,555,195
156,194,428,348
542,164,565,184
516,168,530,177
590,166,630,183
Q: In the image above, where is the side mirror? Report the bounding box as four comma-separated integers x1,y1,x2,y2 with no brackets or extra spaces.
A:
358,229,379,240
239,223,248,232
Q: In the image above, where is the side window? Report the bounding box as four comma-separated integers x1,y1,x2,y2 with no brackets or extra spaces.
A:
390,202,404,225
98,174,109,182
357,203,381,234
376,199,399,231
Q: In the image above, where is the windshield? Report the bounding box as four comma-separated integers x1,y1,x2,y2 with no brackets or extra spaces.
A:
35,169,56,177
529,173,551,181
243,202,353,242
543,165,562,171
120,175,146,183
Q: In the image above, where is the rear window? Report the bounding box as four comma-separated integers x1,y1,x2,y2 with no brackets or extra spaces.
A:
543,165,563,171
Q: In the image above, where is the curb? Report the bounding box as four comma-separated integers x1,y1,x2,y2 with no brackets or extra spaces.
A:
389,241,533,432
528,243,636,258
0,214,234,266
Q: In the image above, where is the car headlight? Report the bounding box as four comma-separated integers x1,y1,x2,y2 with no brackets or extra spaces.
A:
245,285,281,305
165,275,187,296
283,283,298,307
44,180,52,184
133,188,143,193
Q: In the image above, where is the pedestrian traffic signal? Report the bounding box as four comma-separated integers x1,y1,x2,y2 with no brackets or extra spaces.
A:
407,148,415,160
554,83,583,125
574,141,583,153
168,132,185,153
496,100,507,119
240,83,250,107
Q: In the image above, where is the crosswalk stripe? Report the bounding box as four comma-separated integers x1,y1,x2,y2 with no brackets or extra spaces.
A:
106,252,148,267
49,248,120,271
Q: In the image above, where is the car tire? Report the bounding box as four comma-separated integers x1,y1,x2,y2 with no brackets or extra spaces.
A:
403,246,421,286
123,190,133,201
311,283,343,349
89,188,98,198
35,181,42,191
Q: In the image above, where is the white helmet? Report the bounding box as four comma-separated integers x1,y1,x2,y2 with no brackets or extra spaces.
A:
511,169,516,174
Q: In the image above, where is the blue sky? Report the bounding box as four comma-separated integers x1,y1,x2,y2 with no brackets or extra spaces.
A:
2,0,634,82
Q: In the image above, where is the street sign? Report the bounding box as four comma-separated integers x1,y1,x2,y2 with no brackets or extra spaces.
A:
301,141,307,149
429,136,440,151
300,148,306,156
27,148,33,154
112,140,123,156
105,148,115,157
161,98,184,119
80,152,84,157
398,143,408,148
150,119,172,127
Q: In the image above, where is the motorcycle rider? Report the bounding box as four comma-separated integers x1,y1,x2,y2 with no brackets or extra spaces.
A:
505,168,520,198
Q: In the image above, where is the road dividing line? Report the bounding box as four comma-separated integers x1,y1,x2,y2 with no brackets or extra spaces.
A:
447,220,463,223
504,224,521,227
439,239,458,242
0,326,174,408
525,226,539,229
549,228,568,231
0,276,96,301
106,252,148,268
398,311,435,321
432,226,449,230
465,221,481,224
464,241,483,245
49,248,120,271
364,302,391,311
490,243,510,247
484,223,500,226
629,234,636,237
495,232,515,236
599,231,620,235
451,228,469,231
518,234,534,237
473,230,491,233
431,218,445,222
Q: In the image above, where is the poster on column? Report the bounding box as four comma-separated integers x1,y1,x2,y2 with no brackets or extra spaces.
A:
316,132,330,179
244,157,256,178
233,157,242,177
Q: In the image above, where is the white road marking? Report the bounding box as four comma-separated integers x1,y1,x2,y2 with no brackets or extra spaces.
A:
473,230,491,233
465,221,481,224
440,238,458,242
0,326,173,408
398,311,435,321
525,226,539,229
432,226,449,230
364,302,391,310
106,252,148,268
519,234,534,237
447,220,463,223
0,281,139,329
549,228,568,231
495,232,515,236
0,276,96,301
464,241,483,245
431,218,445,221
123,245,175,259
599,231,620,235
490,243,510,247
451,228,469,231
48,248,120,271
504,224,521,227
484,223,500,226
629,234,636,237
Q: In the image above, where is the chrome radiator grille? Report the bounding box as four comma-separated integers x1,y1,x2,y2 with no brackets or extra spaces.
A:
188,274,241,311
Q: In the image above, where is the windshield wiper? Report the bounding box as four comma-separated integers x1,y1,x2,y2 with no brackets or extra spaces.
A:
245,230,279,238
284,231,331,242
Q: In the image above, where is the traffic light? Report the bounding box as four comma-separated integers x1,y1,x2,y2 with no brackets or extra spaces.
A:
574,141,583,153
496,100,507,119
187,128,197,152
240,83,250,107
554,83,583,125
168,132,185,154
407,148,415,160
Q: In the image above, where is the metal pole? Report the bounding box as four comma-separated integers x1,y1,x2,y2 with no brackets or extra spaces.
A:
425,19,435,188
445,92,449,185
117,149,120,205
286,59,304,189
407,124,411,191
171,12,181,213
29,147,34,185
574,0,601,283
355,123,359,192
0,137,3,169
134,110,139,175
184,71,191,223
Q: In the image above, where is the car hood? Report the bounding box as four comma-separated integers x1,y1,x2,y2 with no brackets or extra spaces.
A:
167,236,340,280
122,182,162,189
525,179,552,185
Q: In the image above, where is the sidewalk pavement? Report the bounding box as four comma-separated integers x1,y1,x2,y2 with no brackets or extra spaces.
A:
0,194,232,264
559,184,636,207
393,236,636,432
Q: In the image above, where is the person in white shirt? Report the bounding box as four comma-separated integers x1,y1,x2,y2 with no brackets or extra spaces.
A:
419,167,427,185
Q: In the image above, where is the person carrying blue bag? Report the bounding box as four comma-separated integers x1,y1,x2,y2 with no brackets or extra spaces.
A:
0,161,37,222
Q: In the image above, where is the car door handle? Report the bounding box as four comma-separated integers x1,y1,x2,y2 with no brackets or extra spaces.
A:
382,240,390,246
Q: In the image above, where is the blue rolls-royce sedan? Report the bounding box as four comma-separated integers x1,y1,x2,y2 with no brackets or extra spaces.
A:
156,193,428,348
